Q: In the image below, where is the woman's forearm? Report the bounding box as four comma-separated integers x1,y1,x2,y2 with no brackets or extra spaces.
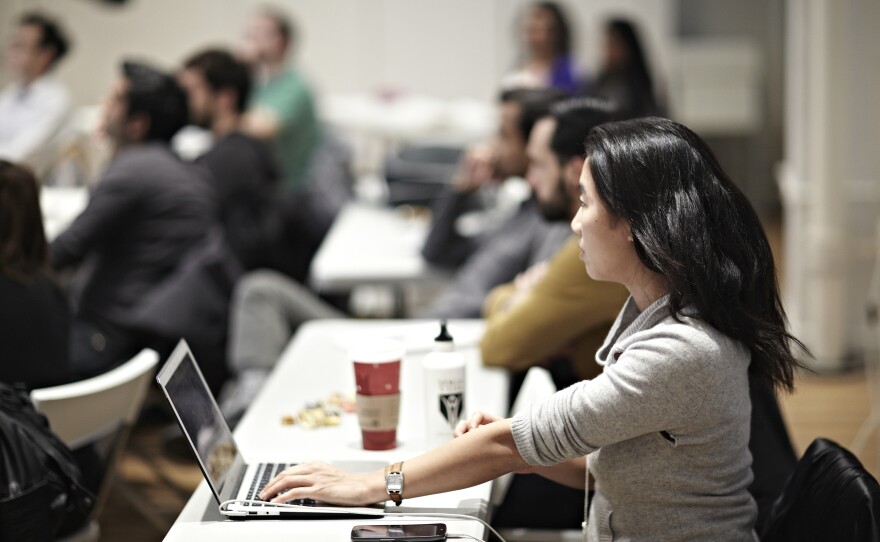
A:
368,419,530,502
262,418,535,506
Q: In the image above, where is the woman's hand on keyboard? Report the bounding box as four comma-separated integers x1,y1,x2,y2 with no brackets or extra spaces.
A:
259,461,384,506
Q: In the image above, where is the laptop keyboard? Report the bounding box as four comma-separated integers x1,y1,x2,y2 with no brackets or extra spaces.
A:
244,463,287,505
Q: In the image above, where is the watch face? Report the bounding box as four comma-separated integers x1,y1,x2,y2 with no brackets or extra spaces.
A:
386,472,403,492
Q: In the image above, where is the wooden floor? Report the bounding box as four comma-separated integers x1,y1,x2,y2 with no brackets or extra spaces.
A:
97,219,880,540
97,417,203,541
782,370,879,476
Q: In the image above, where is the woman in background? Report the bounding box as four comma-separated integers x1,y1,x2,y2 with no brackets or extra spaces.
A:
0,160,70,388
260,118,804,541
502,2,579,94
593,18,663,118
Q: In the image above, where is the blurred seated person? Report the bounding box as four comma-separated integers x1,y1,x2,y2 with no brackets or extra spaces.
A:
422,88,561,269
219,269,344,425
0,160,71,388
240,7,321,192
51,61,231,383
419,88,571,319
501,2,580,93
482,98,628,390
0,12,72,177
179,49,285,269
592,18,664,118
181,48,350,282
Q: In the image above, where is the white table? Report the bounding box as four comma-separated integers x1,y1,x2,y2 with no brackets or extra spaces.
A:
309,203,451,315
320,93,495,175
321,93,494,146
164,319,508,541
40,186,88,241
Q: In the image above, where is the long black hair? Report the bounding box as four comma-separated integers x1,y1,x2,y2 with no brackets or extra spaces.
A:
585,117,806,391
0,161,50,282
533,2,572,58
597,18,659,117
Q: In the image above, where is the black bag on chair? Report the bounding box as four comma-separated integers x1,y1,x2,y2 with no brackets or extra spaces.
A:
0,383,94,541
760,438,880,542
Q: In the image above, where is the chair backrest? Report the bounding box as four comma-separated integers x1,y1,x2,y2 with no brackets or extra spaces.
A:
30,349,159,450
760,438,880,542
510,366,557,416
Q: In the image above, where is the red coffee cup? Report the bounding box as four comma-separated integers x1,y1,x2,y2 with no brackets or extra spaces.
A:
350,338,405,450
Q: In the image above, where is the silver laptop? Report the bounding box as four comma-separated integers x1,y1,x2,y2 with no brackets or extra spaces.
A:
156,339,386,519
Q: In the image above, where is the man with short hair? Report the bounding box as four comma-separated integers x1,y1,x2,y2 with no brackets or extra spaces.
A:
240,7,321,191
179,49,282,271
51,62,226,380
422,88,565,269
419,88,572,319
481,98,629,387
0,12,71,175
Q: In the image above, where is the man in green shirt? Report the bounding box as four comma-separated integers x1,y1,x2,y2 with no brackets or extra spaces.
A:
240,7,320,191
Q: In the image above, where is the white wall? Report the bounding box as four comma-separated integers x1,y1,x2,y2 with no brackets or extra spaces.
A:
0,0,674,107
781,0,880,369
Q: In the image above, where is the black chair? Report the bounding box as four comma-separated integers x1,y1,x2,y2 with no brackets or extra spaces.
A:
760,438,880,542
384,144,463,206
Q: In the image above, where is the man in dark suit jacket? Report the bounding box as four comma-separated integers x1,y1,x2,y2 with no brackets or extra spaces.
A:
52,61,236,383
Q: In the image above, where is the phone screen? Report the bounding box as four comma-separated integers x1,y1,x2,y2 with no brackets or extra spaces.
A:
351,523,447,540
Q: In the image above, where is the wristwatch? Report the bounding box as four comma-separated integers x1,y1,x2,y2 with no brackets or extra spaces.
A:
384,461,404,506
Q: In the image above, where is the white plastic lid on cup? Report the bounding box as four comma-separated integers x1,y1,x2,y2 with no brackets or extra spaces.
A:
348,337,406,364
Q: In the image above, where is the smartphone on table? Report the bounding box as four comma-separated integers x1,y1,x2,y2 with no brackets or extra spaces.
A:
351,523,447,541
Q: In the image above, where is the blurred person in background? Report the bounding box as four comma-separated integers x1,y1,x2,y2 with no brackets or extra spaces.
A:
219,268,345,426
422,89,565,269
179,48,285,271
51,61,235,387
0,160,71,389
181,46,349,283
0,13,72,177
592,18,664,118
239,6,321,192
419,88,572,319
501,2,579,94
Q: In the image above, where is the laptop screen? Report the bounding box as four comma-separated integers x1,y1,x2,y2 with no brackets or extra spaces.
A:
161,344,239,496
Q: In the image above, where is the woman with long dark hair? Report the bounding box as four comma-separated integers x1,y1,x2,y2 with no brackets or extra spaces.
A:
594,18,663,118
502,2,579,93
259,118,804,540
0,160,71,388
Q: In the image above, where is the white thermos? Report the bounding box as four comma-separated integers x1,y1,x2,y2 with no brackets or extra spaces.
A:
422,321,466,447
